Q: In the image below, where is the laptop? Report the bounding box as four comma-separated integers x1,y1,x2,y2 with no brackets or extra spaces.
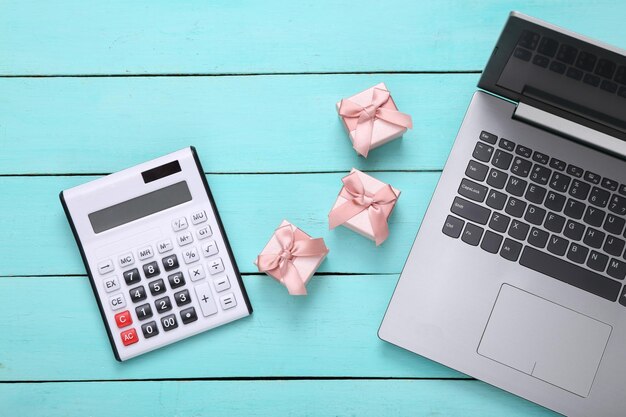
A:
379,12,626,417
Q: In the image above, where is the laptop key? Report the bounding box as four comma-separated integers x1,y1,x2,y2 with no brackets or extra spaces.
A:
564,220,585,241
532,151,549,165
583,227,606,249
564,198,586,219
511,157,532,178
525,184,547,204
545,212,566,233
479,131,497,144
473,142,494,163
603,236,625,257
515,145,532,158
608,195,626,216
524,205,546,225
601,177,618,192
505,197,526,218
603,214,626,236
458,179,488,203
451,197,491,225
508,220,530,241
550,172,571,193
583,206,606,227
499,138,515,152
461,223,484,246
505,176,527,197
492,149,513,170
442,215,465,238
607,259,626,280
528,227,549,248
500,238,523,262
486,190,507,211
568,180,591,200
567,243,589,264
480,230,503,254
589,187,610,208
584,171,601,185
519,246,620,302
547,235,569,256
487,168,508,189
620,184,626,196
566,165,584,178
530,164,551,185
489,212,510,233
549,158,566,171
545,191,566,212
587,251,609,273
465,160,489,182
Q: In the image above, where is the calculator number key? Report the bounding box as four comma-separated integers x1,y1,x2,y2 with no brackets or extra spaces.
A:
180,307,198,324
201,240,219,257
162,254,179,271
142,261,160,278
120,328,139,346
148,278,166,296
114,310,132,328
154,296,173,314
182,247,200,264
123,268,141,285
109,293,126,311
161,314,178,332
172,217,188,231
197,226,212,240
208,258,225,275
141,321,159,339
129,285,147,303
135,303,153,321
174,289,192,306
191,210,207,225
168,272,186,289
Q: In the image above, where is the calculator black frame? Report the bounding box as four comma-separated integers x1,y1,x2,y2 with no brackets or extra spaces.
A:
60,146,253,362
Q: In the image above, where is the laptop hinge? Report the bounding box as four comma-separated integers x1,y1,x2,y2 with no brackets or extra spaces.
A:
513,102,626,160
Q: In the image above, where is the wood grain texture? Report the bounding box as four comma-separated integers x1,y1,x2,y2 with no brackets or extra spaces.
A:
1,0,625,75
0,173,438,276
0,74,473,174
0,380,557,417
0,275,461,381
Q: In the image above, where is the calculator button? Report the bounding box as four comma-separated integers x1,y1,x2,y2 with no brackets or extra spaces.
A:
177,231,194,246
162,254,179,271
148,278,166,296
200,240,219,257
103,275,121,293
172,217,188,231
214,276,231,292
220,293,237,310
135,303,153,321
197,226,212,240
114,310,132,328
168,272,186,289
191,210,207,225
137,246,154,261
180,307,198,324
174,289,192,306
182,247,200,264
194,283,218,317
157,239,173,254
189,265,206,282
123,268,141,285
118,252,135,268
120,328,139,346
141,321,159,339
161,314,178,331
109,293,126,311
142,261,160,278
129,285,147,303
208,258,225,275
98,259,114,275
154,296,173,314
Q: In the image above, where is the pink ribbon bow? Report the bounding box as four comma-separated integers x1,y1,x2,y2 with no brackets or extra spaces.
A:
338,87,413,157
256,225,328,295
328,171,398,245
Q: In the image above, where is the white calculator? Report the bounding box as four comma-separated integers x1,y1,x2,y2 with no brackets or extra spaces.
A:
60,147,252,361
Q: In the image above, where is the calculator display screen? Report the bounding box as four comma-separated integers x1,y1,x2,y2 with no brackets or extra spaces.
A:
88,181,192,233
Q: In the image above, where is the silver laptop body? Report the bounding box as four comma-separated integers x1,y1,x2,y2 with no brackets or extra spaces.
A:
379,12,626,417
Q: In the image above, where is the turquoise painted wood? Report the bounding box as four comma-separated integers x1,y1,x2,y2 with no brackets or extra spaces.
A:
1,1,625,75
0,380,555,417
0,75,473,174
0,173,439,276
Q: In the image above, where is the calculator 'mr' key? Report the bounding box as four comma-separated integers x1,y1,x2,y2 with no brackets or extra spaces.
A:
60,147,252,361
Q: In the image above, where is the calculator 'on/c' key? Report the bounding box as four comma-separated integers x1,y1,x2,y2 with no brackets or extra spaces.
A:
60,147,252,361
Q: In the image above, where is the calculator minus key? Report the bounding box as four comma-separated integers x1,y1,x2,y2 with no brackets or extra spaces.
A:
194,282,218,316
98,259,114,275
214,276,231,292
190,210,207,224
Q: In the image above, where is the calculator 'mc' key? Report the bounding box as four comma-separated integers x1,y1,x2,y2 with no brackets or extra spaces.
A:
161,314,178,332
141,321,159,339
118,252,135,268
174,289,192,306
142,262,160,278
162,254,179,271
180,307,198,325
135,303,153,321
168,272,186,289
194,283,218,317
154,296,173,314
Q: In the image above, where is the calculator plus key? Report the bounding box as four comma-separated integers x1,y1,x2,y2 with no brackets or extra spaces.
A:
195,283,218,317
162,254,179,271
142,261,160,278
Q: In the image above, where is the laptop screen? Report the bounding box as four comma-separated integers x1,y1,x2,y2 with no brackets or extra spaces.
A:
478,13,626,141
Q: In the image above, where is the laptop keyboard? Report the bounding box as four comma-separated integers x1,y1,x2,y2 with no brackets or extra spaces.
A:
443,130,626,303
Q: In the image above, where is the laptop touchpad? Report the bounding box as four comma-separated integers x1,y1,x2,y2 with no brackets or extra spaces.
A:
477,284,611,397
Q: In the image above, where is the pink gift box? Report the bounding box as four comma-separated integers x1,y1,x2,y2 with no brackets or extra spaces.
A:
336,82,410,157
254,220,329,295
329,169,400,244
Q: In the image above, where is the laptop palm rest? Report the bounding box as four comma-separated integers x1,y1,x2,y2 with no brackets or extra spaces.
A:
477,284,612,397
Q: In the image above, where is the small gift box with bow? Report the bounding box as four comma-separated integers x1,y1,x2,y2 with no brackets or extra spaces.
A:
254,220,329,296
328,169,400,246
337,82,413,158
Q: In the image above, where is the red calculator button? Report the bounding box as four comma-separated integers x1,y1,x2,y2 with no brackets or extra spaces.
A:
115,310,132,328
121,328,138,346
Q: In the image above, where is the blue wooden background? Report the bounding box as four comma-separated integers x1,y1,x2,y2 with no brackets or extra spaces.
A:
1,1,625,415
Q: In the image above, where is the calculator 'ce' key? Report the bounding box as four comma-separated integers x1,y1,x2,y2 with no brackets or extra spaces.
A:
143,261,160,278
109,293,126,311
121,328,139,346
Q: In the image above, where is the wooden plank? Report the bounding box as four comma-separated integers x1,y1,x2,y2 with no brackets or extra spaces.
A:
0,173,437,276
0,74,473,175
0,275,463,380
1,1,624,75
0,380,557,416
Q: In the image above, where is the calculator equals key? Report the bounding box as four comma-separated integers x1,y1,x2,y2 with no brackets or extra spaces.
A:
60,147,252,361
